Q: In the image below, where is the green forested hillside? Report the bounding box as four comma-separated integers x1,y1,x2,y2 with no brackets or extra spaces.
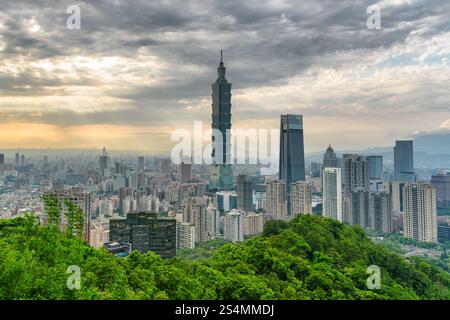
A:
0,214,449,300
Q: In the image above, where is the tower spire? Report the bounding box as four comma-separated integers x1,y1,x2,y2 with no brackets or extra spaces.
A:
221,49,223,62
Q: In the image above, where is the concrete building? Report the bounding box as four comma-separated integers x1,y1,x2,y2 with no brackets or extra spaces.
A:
109,211,177,258
237,174,253,212
265,179,288,219
431,172,450,209
216,191,237,212
342,154,369,193
224,209,243,242
322,167,342,222
403,183,438,243
206,204,221,238
176,222,196,249
290,181,312,215
243,212,264,237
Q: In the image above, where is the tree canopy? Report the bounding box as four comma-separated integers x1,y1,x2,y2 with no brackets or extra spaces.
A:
0,214,449,300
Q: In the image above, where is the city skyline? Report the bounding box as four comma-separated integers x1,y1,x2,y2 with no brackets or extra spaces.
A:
0,1,449,153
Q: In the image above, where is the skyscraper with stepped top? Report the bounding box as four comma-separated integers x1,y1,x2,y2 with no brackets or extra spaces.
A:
210,51,233,191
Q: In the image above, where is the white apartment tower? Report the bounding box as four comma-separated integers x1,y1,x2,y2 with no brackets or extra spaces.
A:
176,222,196,249
224,209,244,242
322,167,342,222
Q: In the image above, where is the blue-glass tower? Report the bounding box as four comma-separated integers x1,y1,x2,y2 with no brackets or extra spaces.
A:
279,114,306,214
210,51,233,190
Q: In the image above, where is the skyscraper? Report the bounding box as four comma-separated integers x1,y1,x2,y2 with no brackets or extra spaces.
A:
237,174,253,212
210,50,233,191
431,172,450,209
342,154,369,193
99,147,108,174
265,180,288,220
366,155,383,180
279,114,306,215
322,145,339,169
403,183,438,243
224,209,244,243
179,160,192,183
138,156,145,172
206,204,221,238
15,153,19,168
322,167,342,222
20,154,25,167
0,153,4,176
290,181,312,215
394,140,414,182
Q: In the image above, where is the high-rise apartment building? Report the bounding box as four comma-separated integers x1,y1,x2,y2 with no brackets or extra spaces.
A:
403,183,438,243
394,140,415,182
322,167,342,222
279,114,306,211
176,222,196,249
237,174,253,212
224,209,243,242
265,180,288,219
210,51,233,191
109,211,177,258
46,186,92,243
290,181,312,215
431,172,450,209
242,212,264,237
343,190,393,234
343,154,369,193
370,191,393,234
206,204,221,238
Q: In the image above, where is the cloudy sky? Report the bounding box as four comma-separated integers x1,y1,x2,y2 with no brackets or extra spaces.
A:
0,0,449,153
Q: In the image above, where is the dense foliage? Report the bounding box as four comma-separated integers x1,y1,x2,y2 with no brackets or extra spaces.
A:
0,214,449,300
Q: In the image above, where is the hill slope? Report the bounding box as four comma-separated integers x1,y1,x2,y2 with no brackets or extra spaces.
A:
0,214,449,300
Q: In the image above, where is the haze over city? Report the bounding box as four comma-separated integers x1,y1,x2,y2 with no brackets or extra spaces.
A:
0,0,449,153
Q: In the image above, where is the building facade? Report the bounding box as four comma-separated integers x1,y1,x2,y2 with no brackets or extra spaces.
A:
224,209,244,242
279,114,306,214
403,183,438,243
290,181,312,215
210,51,233,191
342,154,369,193
394,140,415,182
109,211,177,258
237,174,253,212
265,179,288,219
176,222,196,249
322,167,342,222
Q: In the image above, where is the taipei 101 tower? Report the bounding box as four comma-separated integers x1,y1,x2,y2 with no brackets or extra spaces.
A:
210,50,233,191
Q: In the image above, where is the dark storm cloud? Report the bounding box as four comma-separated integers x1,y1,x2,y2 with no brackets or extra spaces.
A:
0,0,449,129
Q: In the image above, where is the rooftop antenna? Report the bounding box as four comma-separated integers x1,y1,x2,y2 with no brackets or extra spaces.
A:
220,49,223,62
